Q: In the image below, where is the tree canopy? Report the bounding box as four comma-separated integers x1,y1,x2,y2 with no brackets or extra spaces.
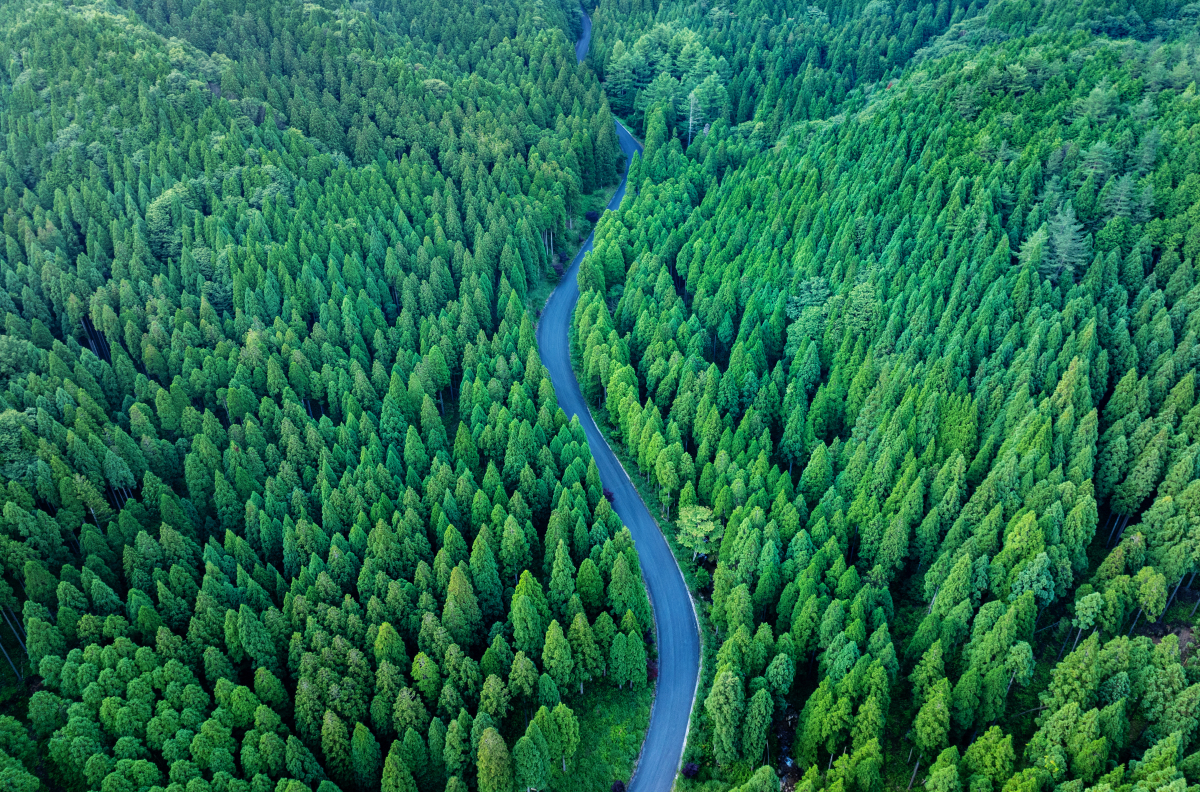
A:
575,0,1200,785
0,0,648,791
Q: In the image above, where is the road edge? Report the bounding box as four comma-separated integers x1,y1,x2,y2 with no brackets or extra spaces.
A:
566,326,702,792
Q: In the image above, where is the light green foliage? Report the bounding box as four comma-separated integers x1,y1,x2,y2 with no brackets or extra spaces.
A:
12,0,1200,784
2,0,654,785
575,0,1200,781
477,727,513,792
676,505,721,560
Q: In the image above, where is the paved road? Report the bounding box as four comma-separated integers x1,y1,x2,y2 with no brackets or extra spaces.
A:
536,11,701,791
574,7,592,63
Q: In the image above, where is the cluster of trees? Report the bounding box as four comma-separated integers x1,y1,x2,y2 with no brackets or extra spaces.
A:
586,0,977,140
111,0,618,181
588,0,1191,142
0,0,657,791
576,0,1200,785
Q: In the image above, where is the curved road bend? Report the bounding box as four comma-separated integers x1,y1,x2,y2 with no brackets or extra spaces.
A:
536,11,702,792
575,7,592,63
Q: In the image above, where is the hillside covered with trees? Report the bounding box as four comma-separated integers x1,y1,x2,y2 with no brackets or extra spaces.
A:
0,0,662,791
5,0,1200,789
574,0,1200,788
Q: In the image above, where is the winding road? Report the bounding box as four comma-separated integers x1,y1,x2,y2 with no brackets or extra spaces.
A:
574,6,592,63
536,10,702,791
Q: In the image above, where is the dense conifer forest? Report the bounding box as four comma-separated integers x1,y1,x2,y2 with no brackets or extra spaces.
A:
0,0,662,791
572,0,1200,789
4,0,1200,790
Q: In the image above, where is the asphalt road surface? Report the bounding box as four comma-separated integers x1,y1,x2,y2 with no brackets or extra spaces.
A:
535,11,702,791
574,7,592,63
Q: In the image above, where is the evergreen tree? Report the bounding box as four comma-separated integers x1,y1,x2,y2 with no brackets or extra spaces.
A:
705,665,744,766
542,620,575,693
351,722,382,791
322,711,352,785
514,725,549,792
742,688,772,765
477,728,513,792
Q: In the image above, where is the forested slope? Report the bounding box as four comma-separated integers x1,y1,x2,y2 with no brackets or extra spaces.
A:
576,0,1200,788
6,0,1200,788
587,0,1187,135
0,0,661,791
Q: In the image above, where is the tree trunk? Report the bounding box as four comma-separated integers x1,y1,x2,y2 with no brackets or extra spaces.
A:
0,640,19,682
1112,514,1131,546
1165,571,1195,612
1055,624,1072,662
1104,511,1120,546
2,611,24,654
1127,607,1143,637
907,758,922,792
6,608,25,640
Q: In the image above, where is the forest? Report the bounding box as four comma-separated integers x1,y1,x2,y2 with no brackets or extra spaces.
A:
572,0,1200,788
3,0,1200,789
0,0,662,790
